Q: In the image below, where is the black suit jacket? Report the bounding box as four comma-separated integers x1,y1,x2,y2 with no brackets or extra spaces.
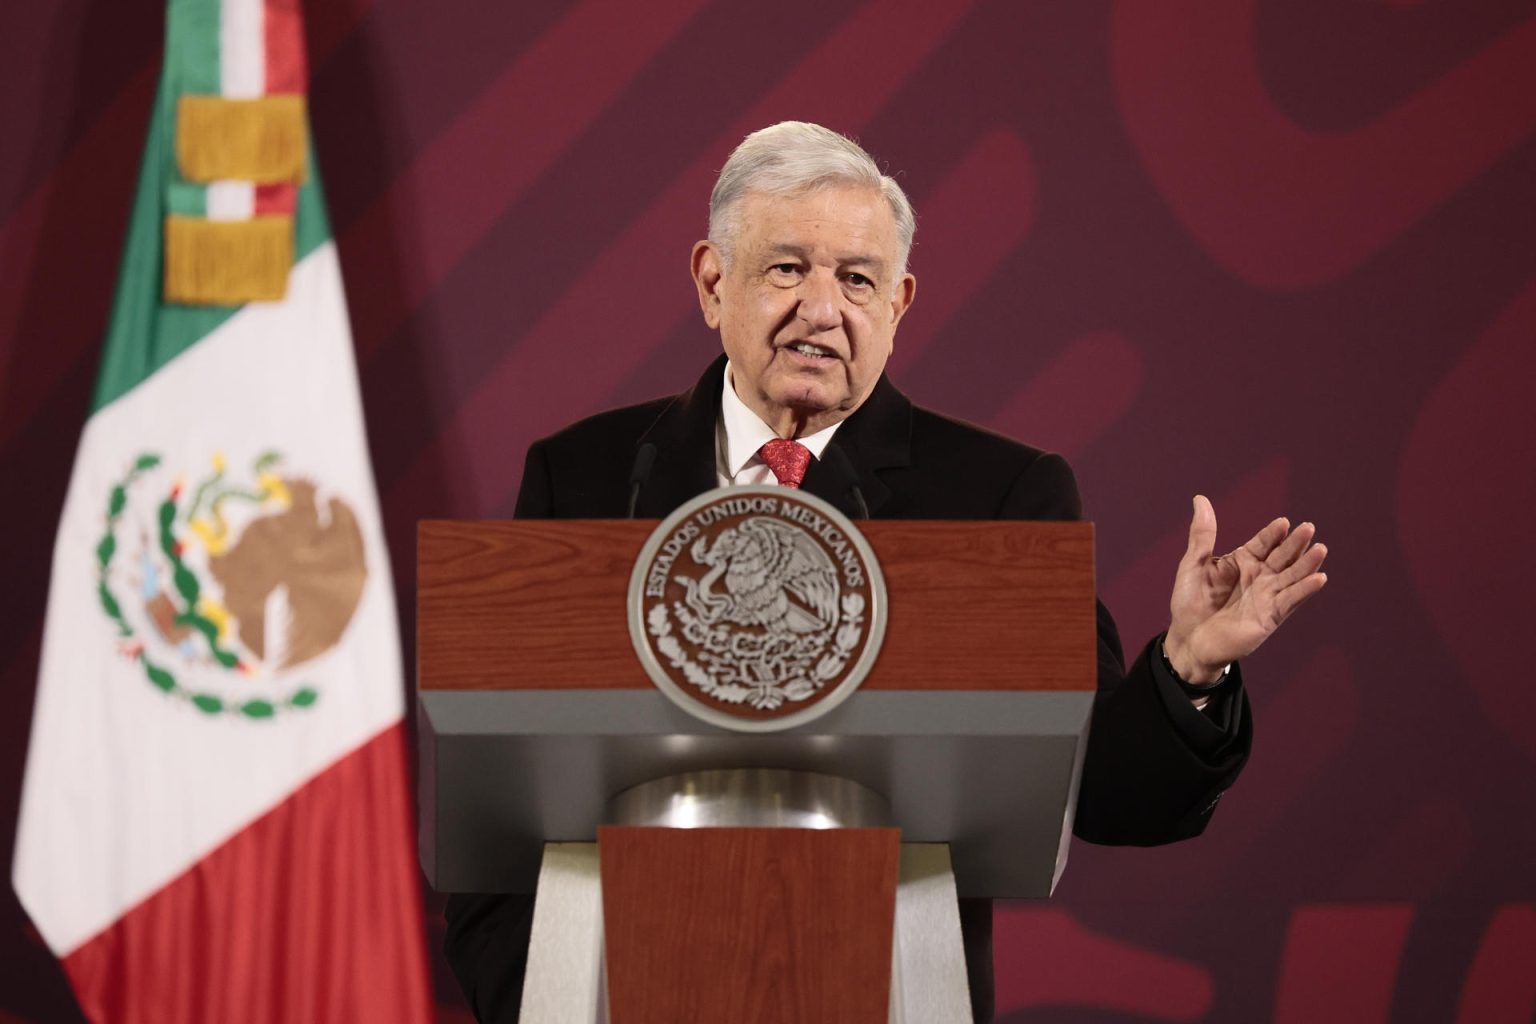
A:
446,355,1252,1023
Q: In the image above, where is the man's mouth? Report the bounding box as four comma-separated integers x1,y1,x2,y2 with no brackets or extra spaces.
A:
786,341,837,360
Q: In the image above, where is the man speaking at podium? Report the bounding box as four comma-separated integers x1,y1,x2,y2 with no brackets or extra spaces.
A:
445,122,1328,1023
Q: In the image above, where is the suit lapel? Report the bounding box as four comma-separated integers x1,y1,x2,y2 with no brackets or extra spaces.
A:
633,355,727,517
636,358,914,520
802,373,911,518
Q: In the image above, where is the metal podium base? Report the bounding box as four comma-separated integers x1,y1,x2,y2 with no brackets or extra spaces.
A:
519,770,973,1023
607,768,893,829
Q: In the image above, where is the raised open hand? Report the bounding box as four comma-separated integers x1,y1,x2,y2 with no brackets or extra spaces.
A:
1163,495,1328,684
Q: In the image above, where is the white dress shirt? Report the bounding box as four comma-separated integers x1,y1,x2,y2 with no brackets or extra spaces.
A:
715,361,842,486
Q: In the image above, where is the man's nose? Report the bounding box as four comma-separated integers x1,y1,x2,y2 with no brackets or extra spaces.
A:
796,271,842,332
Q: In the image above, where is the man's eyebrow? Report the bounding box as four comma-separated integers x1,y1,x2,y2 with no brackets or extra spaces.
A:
762,244,810,260
838,254,887,272
759,244,888,274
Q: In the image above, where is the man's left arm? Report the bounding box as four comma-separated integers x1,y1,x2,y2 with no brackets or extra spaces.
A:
1073,605,1252,845
997,453,1324,846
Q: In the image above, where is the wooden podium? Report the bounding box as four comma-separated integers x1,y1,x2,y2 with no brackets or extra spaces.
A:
418,516,1096,1022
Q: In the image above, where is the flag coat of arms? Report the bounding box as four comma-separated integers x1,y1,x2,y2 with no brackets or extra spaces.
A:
12,0,433,1019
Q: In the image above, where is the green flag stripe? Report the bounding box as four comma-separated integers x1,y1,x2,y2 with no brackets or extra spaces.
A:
91,66,331,414
166,182,209,217
166,0,221,96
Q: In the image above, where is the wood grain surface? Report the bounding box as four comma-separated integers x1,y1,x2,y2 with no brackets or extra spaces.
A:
418,519,1095,692
598,826,900,1024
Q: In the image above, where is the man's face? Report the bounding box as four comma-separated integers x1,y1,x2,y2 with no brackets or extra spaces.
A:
691,186,916,438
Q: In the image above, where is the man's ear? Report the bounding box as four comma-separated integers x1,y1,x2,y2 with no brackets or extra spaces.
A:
889,271,916,328
691,241,724,329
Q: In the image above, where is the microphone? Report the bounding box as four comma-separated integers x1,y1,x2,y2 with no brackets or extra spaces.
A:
820,444,870,519
626,443,657,518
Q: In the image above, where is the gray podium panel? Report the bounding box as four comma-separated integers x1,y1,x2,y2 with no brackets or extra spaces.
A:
419,687,1092,899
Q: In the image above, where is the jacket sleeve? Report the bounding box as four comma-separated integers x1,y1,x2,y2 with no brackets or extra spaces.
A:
999,453,1252,846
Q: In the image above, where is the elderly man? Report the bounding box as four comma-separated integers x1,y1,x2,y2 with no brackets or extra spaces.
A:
445,121,1328,1023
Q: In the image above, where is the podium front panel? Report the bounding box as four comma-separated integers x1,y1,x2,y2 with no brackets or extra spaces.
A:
419,518,1097,899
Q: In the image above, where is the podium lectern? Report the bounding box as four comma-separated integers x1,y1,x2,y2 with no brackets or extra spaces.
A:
418,516,1096,1022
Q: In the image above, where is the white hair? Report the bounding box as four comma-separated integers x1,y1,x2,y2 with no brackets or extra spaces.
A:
708,121,916,274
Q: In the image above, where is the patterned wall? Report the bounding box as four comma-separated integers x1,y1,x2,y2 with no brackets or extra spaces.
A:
3,1,1534,1020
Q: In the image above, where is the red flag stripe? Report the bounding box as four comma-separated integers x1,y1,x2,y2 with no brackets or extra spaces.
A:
264,0,307,94
60,725,431,1024
253,183,297,216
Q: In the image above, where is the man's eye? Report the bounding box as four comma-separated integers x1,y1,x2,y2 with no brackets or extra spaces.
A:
845,273,873,288
770,263,799,275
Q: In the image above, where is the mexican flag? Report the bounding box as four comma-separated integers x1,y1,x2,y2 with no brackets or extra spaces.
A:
11,0,433,1020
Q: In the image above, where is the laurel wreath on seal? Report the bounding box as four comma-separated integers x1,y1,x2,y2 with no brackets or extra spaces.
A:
96,453,320,720
647,593,866,711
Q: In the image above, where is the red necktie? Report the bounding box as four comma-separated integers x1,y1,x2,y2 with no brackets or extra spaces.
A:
758,439,812,488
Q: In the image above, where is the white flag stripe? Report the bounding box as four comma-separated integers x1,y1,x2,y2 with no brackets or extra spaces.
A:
12,242,403,955
221,0,265,98
206,180,256,220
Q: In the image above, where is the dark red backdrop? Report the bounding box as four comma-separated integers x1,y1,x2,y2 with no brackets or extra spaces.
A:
3,1,1534,1021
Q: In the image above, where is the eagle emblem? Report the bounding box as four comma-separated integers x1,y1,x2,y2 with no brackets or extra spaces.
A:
680,518,839,635
629,487,886,732
94,450,368,719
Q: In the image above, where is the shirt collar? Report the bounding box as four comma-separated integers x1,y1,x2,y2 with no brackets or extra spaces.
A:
720,361,842,477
